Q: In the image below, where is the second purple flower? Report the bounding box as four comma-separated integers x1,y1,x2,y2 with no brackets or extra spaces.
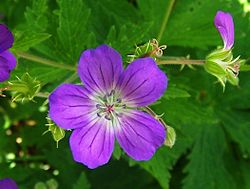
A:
0,178,18,189
0,24,16,82
49,45,168,169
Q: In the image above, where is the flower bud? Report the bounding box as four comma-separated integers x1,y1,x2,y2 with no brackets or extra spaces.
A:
204,48,241,89
8,73,41,102
164,126,176,148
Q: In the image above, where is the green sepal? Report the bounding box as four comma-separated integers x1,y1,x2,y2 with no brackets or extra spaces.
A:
227,70,239,86
206,48,232,61
128,40,154,62
8,73,41,102
128,39,166,62
204,60,227,77
204,48,241,89
44,117,65,148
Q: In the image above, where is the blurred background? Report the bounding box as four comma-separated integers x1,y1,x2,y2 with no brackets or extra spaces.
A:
0,0,250,188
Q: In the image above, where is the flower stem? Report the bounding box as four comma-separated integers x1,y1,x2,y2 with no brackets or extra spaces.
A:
16,51,76,71
143,106,168,129
157,0,176,42
36,92,49,98
157,59,204,65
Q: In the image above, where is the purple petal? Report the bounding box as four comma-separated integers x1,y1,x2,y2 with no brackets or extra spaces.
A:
1,50,17,70
49,84,97,129
0,50,16,82
116,110,166,161
214,11,234,49
78,44,123,95
0,178,18,189
0,24,14,53
0,56,10,82
117,58,167,107
70,118,115,169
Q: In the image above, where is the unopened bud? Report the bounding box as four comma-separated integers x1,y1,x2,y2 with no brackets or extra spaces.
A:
164,126,176,148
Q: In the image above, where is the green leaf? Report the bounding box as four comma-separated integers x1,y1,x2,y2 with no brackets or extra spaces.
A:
57,0,91,62
138,0,248,49
133,147,172,189
113,142,122,160
12,31,51,51
218,110,250,156
24,0,49,32
240,64,250,71
73,173,91,189
183,124,236,189
138,0,221,47
164,85,190,100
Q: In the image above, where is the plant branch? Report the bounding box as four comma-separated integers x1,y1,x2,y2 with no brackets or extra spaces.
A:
16,51,76,71
157,0,176,42
158,59,204,65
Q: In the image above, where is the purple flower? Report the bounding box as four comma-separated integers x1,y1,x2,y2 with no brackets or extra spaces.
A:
0,24,16,82
214,11,234,50
0,178,18,189
49,45,167,169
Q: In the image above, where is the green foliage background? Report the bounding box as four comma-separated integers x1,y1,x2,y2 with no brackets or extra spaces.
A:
0,0,250,188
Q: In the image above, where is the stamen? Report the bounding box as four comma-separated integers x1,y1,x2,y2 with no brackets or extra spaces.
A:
96,104,101,109
109,90,115,96
104,115,111,120
97,112,102,117
95,89,128,121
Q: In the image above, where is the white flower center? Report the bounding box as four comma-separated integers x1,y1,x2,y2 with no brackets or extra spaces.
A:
95,90,126,121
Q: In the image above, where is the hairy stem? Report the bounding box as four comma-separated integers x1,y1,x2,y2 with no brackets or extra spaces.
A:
16,51,76,71
143,106,168,129
157,0,176,42
158,59,204,65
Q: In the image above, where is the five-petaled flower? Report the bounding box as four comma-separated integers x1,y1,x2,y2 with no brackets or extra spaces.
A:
49,45,168,169
0,178,18,189
0,24,16,82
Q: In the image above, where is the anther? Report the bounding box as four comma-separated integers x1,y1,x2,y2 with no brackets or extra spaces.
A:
109,90,115,96
96,104,101,109
115,112,122,117
105,115,111,121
